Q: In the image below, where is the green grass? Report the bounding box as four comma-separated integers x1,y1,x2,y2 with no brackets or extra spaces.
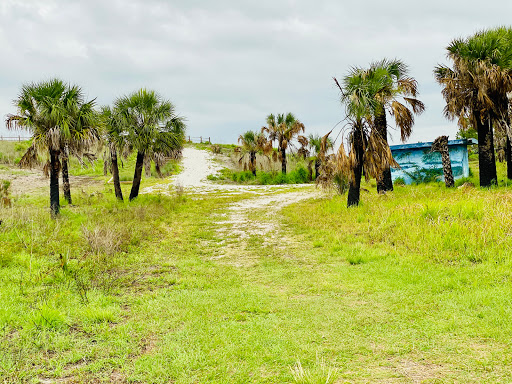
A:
209,166,311,185
4,147,512,382
0,140,31,165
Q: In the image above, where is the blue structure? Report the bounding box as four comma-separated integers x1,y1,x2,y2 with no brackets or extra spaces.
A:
389,139,477,184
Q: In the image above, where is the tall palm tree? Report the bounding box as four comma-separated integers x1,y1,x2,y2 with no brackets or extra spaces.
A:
238,130,270,176
262,113,305,174
115,89,186,201
364,59,425,193
331,71,398,207
435,27,512,187
6,79,99,216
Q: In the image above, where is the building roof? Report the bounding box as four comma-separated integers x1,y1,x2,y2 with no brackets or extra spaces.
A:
390,138,477,151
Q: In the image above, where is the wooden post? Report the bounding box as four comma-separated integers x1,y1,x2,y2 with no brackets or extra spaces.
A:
200,136,203,143
18,136,21,142
208,137,211,144
188,136,191,143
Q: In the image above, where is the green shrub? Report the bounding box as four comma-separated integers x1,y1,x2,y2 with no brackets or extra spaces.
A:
258,172,272,185
289,166,309,184
394,177,406,186
274,173,289,184
454,177,474,187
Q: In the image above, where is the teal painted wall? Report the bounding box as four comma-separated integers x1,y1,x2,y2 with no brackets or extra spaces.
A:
390,140,472,184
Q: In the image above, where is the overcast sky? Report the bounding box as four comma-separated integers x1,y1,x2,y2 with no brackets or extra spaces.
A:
1,0,511,145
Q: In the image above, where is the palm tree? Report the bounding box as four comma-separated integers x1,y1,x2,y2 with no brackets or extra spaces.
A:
115,89,186,200
364,59,425,193
238,130,270,176
61,93,100,204
6,79,99,216
435,27,512,187
331,72,398,207
262,113,305,174
308,134,333,180
101,106,128,201
431,135,454,187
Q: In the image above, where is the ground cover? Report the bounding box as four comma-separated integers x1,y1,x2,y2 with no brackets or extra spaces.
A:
2,143,512,382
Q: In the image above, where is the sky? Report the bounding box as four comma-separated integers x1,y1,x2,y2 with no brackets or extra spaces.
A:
1,0,511,145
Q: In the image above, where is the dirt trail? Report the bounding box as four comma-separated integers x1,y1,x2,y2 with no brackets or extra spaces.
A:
142,146,320,243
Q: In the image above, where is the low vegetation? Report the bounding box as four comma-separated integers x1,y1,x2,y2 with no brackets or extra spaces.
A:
3,155,512,382
4,25,512,383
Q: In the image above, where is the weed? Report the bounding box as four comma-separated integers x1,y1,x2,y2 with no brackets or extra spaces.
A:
290,355,338,384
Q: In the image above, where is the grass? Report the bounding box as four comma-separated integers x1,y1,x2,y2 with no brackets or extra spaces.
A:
0,140,31,165
208,166,311,185
3,141,512,382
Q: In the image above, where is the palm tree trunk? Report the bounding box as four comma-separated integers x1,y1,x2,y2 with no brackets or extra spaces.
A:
375,110,393,193
314,158,321,180
347,128,364,207
62,157,72,205
155,163,163,178
49,148,60,217
281,147,287,174
111,147,123,201
250,151,257,176
506,136,512,180
476,115,497,187
129,151,145,201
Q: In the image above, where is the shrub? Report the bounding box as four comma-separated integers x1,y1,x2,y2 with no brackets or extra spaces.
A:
274,172,289,184
258,172,272,185
394,177,406,186
289,166,309,184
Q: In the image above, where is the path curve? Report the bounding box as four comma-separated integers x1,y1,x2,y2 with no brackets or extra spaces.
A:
142,146,321,245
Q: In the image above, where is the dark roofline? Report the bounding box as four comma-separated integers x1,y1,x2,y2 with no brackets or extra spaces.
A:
390,138,477,151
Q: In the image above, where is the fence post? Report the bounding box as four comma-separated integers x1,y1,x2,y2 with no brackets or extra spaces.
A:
18,136,21,142
200,136,203,143
188,136,191,143
208,137,211,144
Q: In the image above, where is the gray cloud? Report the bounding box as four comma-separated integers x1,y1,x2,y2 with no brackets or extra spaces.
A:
1,0,512,145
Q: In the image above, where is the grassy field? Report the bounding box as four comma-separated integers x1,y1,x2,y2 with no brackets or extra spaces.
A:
2,141,512,382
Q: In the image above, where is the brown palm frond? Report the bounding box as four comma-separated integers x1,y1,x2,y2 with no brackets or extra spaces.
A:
18,144,39,169
297,135,308,147
397,78,419,97
390,101,414,141
403,97,425,115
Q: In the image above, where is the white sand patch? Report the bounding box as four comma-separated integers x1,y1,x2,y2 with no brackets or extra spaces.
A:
141,146,311,196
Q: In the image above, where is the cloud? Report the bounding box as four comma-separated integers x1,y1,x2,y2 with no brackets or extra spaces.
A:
1,0,512,144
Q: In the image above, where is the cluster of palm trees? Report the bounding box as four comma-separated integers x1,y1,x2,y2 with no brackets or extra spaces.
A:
435,27,512,187
6,79,186,217
319,59,424,207
237,113,332,179
320,26,512,207
8,26,512,215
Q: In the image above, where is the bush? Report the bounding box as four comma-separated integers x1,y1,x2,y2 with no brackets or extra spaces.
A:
274,172,288,184
394,177,406,186
257,172,272,185
288,166,309,184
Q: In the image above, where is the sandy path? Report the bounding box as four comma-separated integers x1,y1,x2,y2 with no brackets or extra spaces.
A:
142,147,312,195
141,146,320,246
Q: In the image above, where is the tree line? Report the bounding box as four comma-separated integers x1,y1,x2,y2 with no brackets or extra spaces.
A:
7,27,512,213
6,80,186,217
241,27,512,207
